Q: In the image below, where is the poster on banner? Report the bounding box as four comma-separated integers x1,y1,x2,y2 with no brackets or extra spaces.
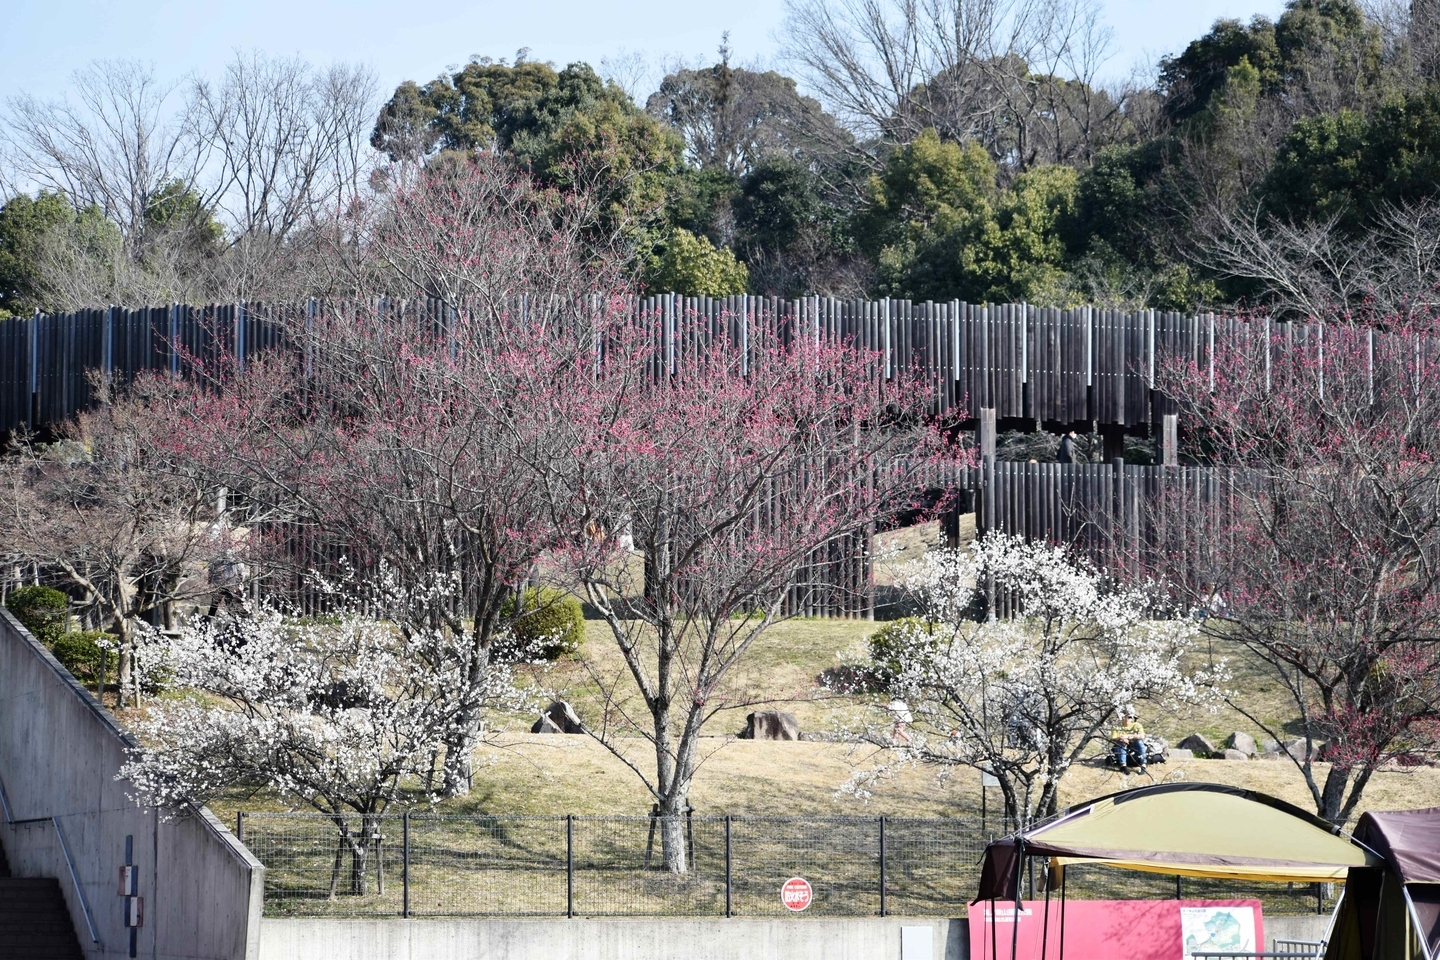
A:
1181,906,1257,957
968,899,1265,960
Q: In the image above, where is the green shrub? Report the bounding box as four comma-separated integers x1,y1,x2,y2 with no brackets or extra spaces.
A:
498,588,585,661
5,586,69,645
51,630,112,686
868,617,939,682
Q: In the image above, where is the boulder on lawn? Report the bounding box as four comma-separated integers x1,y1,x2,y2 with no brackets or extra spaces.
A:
1221,748,1249,761
531,700,586,734
1168,748,1195,761
1261,738,1281,755
1282,737,1324,761
1226,732,1258,757
1177,734,1216,757
739,710,800,741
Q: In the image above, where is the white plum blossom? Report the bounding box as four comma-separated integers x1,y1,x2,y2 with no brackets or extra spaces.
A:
846,534,1226,827
119,572,528,896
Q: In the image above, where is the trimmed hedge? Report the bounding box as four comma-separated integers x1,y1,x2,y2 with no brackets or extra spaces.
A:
868,616,940,682
497,588,585,662
5,585,69,645
51,630,113,686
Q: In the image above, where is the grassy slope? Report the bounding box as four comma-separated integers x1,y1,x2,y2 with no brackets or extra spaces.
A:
211,543,1440,826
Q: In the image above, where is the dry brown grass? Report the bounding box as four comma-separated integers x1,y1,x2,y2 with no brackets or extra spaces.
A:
213,519,1440,827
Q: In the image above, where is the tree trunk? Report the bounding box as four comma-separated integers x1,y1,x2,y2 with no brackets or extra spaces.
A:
657,792,689,874
1318,763,1351,825
348,822,373,896
441,729,475,797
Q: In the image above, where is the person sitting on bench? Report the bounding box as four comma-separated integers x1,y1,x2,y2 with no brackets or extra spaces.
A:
1111,706,1147,772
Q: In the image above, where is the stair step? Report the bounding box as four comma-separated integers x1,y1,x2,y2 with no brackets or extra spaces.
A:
0,875,83,960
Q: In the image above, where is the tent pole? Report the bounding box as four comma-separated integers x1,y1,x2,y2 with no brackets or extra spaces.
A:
990,898,998,960
1403,886,1434,960
1059,865,1067,960
1321,887,1345,951
1012,838,1024,960
1040,862,1052,960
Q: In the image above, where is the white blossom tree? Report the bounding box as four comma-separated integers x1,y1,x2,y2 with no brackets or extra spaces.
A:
119,573,527,896
849,534,1225,827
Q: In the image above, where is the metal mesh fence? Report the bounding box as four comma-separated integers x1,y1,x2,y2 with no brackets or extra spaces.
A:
238,812,1337,919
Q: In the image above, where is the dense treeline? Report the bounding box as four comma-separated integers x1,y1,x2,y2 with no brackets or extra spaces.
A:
5,0,1440,321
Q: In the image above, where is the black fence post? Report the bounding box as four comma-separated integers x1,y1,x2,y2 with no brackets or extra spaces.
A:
724,816,732,919
566,815,575,918
879,816,887,917
235,811,244,844
402,811,410,919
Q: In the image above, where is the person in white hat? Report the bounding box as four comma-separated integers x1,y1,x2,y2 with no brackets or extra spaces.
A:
1110,705,1147,773
887,698,913,745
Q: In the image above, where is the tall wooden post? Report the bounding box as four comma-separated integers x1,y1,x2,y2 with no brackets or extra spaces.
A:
1160,414,1178,466
978,407,997,462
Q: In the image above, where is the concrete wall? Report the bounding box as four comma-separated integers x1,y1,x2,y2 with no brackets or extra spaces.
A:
0,606,264,960
259,918,970,960
258,914,1332,960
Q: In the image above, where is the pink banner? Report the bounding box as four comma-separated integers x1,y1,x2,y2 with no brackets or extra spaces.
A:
969,899,1265,960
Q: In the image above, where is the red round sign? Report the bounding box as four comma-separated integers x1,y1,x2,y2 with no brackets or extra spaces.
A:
781,876,813,911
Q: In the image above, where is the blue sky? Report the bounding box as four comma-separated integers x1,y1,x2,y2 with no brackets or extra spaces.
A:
1,0,1287,104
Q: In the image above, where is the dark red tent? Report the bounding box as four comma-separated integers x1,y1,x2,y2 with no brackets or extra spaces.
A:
1325,808,1440,960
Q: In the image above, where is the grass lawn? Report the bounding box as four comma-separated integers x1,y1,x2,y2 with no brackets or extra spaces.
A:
201,517,1440,918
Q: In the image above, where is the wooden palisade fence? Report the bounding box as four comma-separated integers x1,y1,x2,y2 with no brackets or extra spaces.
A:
0,295,1316,435
0,297,1358,618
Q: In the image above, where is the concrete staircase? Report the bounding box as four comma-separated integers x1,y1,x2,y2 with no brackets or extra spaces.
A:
0,835,83,960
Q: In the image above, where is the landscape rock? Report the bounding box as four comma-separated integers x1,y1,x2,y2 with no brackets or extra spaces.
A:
1261,738,1281,755
1282,738,1325,761
1177,734,1216,757
531,700,586,734
1168,748,1194,761
1221,748,1249,761
1226,732,1258,757
739,710,801,741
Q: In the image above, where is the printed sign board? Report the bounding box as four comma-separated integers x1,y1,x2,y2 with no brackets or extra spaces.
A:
968,899,1264,960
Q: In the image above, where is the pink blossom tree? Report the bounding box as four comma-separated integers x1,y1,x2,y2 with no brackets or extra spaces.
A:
552,317,969,872
153,155,633,795
1157,321,1440,825
0,381,225,705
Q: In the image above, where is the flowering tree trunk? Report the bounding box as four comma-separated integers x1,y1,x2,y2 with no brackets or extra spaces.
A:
556,317,966,872
153,155,631,795
1156,322,1440,824
855,534,1219,827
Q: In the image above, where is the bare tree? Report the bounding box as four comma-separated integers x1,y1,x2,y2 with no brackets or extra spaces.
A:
780,0,1122,171
1197,199,1440,322
192,52,379,297
2,60,207,244
2,54,381,308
